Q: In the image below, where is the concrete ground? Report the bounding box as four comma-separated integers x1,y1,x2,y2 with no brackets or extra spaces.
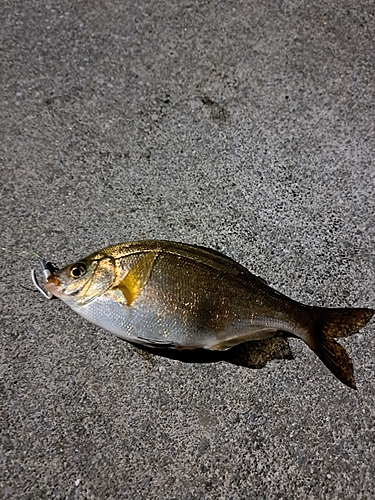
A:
1,0,375,498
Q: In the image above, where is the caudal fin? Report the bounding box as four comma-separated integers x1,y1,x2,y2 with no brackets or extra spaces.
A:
304,307,374,389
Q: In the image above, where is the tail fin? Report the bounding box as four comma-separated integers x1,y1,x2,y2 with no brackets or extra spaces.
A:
303,307,374,389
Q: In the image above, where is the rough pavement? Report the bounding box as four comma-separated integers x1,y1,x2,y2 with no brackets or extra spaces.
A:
1,1,375,498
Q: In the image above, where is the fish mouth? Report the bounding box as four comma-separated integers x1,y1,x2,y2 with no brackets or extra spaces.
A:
46,273,61,287
31,259,60,299
44,273,62,297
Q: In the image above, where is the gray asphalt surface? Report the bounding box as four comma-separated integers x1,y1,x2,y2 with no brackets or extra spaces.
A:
1,1,375,498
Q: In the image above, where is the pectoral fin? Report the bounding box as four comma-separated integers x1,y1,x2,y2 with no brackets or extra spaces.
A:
117,252,159,305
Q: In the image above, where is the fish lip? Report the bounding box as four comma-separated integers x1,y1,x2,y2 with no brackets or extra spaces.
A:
44,273,62,297
46,273,61,287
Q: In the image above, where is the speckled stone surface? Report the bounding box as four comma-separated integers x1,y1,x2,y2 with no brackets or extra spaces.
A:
1,1,375,498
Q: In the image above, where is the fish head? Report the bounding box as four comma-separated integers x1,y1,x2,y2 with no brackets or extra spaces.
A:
44,255,116,307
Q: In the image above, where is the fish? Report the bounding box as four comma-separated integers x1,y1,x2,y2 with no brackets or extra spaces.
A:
38,240,374,389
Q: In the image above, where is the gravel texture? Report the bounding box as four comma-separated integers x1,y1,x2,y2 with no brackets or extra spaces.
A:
1,1,375,498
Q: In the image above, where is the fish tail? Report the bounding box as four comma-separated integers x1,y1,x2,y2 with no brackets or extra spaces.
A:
303,307,374,389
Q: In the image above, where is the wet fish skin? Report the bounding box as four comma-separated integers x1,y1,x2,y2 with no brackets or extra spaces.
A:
44,240,374,389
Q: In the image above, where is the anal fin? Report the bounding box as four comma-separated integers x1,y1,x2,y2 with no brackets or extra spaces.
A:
209,328,277,351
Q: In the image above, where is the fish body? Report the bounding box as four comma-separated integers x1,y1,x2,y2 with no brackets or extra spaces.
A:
44,240,374,388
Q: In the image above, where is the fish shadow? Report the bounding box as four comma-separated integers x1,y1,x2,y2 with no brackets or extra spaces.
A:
131,332,294,369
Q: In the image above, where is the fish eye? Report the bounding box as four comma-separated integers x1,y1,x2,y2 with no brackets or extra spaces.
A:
69,263,87,279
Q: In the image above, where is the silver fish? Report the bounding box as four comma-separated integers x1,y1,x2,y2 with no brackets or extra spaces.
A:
37,240,374,388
